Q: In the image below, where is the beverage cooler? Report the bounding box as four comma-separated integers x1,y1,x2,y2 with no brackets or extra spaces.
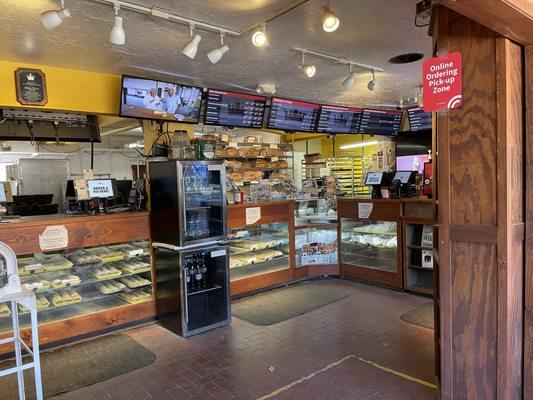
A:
149,160,227,247
152,243,230,337
149,160,230,337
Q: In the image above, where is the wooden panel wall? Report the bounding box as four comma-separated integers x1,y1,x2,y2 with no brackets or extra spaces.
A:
525,45,533,400
434,8,524,399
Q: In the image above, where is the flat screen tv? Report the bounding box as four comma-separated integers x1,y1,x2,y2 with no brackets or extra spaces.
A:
204,89,266,128
396,154,429,174
358,109,403,136
407,107,432,132
119,74,203,123
267,97,320,132
316,104,363,134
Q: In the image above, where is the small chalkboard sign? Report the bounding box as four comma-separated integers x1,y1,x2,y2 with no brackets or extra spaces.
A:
15,68,48,106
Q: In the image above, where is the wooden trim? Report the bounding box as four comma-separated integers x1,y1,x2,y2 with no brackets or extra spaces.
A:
295,223,338,230
434,0,533,45
449,224,498,244
227,201,291,229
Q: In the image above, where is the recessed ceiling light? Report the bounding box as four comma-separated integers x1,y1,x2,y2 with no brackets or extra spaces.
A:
389,53,424,64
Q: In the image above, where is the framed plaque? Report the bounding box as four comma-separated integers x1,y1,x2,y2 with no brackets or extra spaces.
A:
15,68,48,106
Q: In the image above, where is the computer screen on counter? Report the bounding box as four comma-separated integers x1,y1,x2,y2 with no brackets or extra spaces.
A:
393,171,415,184
204,89,266,128
407,107,432,132
316,105,363,134
119,75,203,123
364,172,384,186
87,179,116,199
267,97,320,132
358,109,403,136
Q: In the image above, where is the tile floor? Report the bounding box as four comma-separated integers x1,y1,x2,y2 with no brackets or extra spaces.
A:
54,279,436,400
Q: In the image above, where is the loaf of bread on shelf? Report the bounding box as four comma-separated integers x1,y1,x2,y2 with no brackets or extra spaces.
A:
269,172,287,180
116,290,152,304
276,160,289,169
254,159,268,170
51,289,82,307
228,171,243,181
224,160,243,171
242,170,263,181
0,303,10,316
226,148,239,157
201,134,218,141
239,147,259,158
119,275,151,289
52,274,81,288
215,147,227,158
243,136,260,144
89,265,122,279
96,281,126,294
219,133,232,143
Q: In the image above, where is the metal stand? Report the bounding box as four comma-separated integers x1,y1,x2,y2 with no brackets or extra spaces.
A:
0,290,43,400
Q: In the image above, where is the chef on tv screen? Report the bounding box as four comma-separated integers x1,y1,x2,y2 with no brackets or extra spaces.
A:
120,75,203,123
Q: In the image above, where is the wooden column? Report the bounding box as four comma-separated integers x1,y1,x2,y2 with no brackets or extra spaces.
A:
433,7,525,399
525,45,533,400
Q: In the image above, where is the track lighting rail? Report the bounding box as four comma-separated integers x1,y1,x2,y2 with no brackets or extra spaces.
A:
293,47,384,73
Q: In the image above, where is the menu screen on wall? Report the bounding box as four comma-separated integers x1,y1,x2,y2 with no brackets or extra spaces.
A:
267,97,320,132
359,109,403,136
204,89,266,128
316,105,363,134
407,107,432,132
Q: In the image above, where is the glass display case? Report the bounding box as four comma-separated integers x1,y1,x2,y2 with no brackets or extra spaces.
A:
340,219,398,273
295,228,338,267
294,198,337,226
228,222,290,281
0,240,152,333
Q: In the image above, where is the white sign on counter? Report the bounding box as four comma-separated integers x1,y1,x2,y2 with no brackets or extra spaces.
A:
245,207,261,225
357,203,374,219
39,225,69,251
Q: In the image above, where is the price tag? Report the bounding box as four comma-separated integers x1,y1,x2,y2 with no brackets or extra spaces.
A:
245,207,261,225
358,203,374,219
128,249,144,257
269,143,278,149
39,225,69,251
228,141,238,148
271,157,279,162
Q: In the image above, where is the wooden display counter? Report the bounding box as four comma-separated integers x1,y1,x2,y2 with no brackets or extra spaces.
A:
0,212,156,353
227,201,295,297
337,198,436,294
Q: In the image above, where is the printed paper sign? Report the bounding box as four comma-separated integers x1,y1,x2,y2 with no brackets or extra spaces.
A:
422,52,462,112
245,207,261,225
87,179,114,198
358,203,374,219
39,225,69,251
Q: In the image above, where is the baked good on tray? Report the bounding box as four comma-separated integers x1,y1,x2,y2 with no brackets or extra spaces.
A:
86,246,126,263
96,281,126,295
34,253,73,271
116,290,152,304
88,265,122,280
243,170,263,181
19,294,50,313
224,160,242,171
228,171,243,181
21,276,52,292
229,257,244,269
119,275,151,289
226,148,239,157
117,260,151,274
239,147,259,158
17,257,44,276
51,289,82,307
63,249,101,266
0,303,10,316
51,274,81,288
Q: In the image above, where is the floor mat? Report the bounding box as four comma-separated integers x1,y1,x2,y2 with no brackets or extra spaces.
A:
0,333,156,400
400,302,434,329
232,280,349,325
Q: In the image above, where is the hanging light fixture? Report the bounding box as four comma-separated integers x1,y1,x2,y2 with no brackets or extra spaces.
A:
207,32,229,64
182,24,202,59
342,65,356,89
41,0,71,30
252,23,269,47
367,70,378,91
322,3,340,32
109,1,126,45
298,53,316,78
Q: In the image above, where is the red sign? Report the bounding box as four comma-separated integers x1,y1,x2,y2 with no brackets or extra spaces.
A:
422,52,462,112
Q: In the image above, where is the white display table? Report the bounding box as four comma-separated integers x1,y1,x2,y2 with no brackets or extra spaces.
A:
0,290,43,400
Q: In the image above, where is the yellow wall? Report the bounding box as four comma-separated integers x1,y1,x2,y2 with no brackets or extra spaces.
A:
321,135,377,158
0,60,120,115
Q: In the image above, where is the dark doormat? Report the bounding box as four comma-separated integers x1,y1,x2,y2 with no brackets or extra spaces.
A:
400,302,434,329
0,334,156,400
232,280,349,325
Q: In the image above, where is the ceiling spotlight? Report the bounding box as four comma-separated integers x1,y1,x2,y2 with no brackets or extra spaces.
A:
322,4,340,32
41,0,71,30
299,53,316,78
207,32,229,64
182,24,201,59
342,65,356,89
367,71,378,91
109,2,126,45
252,23,269,47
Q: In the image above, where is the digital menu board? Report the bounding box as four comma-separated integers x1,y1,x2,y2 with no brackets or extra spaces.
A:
316,105,363,134
204,89,266,128
407,107,432,132
267,97,320,132
358,109,403,136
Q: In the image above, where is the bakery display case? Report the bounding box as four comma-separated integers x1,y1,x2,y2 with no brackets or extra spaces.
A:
0,212,154,353
338,199,402,288
226,201,294,296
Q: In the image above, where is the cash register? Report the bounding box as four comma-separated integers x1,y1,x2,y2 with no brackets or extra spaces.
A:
390,171,418,198
364,172,393,199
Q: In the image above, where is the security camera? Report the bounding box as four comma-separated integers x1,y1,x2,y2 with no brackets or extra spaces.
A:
256,83,276,95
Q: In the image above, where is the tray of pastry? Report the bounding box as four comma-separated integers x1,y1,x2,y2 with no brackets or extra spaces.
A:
51,289,83,307
95,280,127,295
21,275,53,292
34,253,74,272
108,244,148,258
86,246,127,263
116,289,152,304
0,303,11,317
63,249,102,267
118,275,151,289
17,257,45,276
19,294,51,313
88,265,122,280
114,259,151,274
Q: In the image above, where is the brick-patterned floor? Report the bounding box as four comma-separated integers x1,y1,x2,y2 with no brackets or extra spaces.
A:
54,279,436,400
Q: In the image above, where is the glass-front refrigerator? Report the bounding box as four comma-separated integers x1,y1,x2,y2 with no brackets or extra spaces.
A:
149,160,227,247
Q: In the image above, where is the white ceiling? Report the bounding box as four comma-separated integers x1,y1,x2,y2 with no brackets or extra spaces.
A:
1,0,431,108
